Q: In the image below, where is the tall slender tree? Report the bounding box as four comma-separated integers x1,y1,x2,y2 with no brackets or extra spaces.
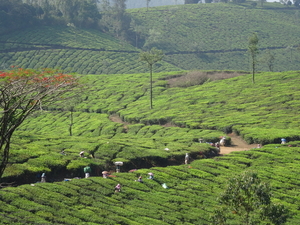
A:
248,32,259,84
139,48,164,109
146,0,151,10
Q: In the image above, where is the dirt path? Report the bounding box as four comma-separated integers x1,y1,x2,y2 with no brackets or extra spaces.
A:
109,114,257,155
220,133,258,155
109,114,127,124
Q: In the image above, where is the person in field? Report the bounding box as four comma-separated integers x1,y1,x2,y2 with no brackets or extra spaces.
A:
162,183,168,189
79,151,85,157
41,173,46,183
220,136,226,146
102,171,109,178
138,176,143,183
148,173,154,179
84,166,91,178
281,138,287,144
215,142,220,152
185,153,189,164
135,176,143,183
115,184,121,192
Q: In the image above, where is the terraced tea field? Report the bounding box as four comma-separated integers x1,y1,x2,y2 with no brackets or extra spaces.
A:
0,143,299,224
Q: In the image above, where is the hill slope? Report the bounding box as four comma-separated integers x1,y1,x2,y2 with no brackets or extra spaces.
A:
4,70,298,183
1,3,300,73
0,144,299,224
0,26,180,74
128,3,300,71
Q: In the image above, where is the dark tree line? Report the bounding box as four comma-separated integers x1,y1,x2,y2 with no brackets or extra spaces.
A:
0,0,130,38
0,0,146,53
0,0,40,31
0,0,101,31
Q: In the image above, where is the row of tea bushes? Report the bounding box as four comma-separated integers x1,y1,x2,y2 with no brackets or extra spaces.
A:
128,3,300,71
0,49,179,75
70,71,300,144
0,26,181,74
129,4,300,52
0,26,138,51
5,109,223,182
1,144,300,224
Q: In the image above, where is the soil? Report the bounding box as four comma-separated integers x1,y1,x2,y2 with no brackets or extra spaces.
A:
109,114,258,155
220,133,258,155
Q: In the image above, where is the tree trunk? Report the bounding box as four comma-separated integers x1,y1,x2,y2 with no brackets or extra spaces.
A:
69,110,73,136
0,132,12,181
252,61,255,84
150,64,153,109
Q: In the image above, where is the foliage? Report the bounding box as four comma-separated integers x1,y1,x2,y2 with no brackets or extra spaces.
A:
99,0,130,40
1,3,300,73
212,170,289,225
260,49,275,72
2,69,298,183
128,3,300,72
0,144,300,224
0,0,39,32
0,67,78,181
0,107,221,181
63,70,300,145
0,26,179,75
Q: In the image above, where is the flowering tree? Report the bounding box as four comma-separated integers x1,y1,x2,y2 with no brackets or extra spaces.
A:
0,67,78,181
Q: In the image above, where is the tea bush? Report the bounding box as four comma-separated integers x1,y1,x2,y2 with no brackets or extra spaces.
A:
1,144,300,224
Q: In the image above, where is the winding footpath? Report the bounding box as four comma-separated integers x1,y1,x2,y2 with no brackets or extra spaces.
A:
109,114,258,155
220,133,258,154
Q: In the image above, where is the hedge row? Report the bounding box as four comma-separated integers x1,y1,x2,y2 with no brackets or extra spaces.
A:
1,144,300,224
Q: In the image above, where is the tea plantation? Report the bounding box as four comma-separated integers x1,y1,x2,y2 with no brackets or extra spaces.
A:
1,3,300,73
52,70,300,144
1,144,300,224
0,26,180,75
1,69,300,223
1,2,300,224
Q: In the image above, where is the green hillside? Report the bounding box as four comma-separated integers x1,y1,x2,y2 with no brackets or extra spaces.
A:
128,3,300,71
0,26,179,74
55,70,300,145
3,70,298,182
1,3,300,73
1,144,299,224
0,70,300,223
1,2,300,224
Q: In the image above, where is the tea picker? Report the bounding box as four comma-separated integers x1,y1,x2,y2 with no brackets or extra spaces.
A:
84,166,91,178
185,153,189,164
114,161,123,173
147,173,154,179
41,173,46,183
79,151,85,157
102,171,109,178
115,183,121,192
136,176,143,183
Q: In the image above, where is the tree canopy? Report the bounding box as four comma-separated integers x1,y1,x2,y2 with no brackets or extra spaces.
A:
0,67,78,180
212,170,289,225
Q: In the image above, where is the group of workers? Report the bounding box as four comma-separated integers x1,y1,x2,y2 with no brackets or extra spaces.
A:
115,172,154,192
40,137,288,188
